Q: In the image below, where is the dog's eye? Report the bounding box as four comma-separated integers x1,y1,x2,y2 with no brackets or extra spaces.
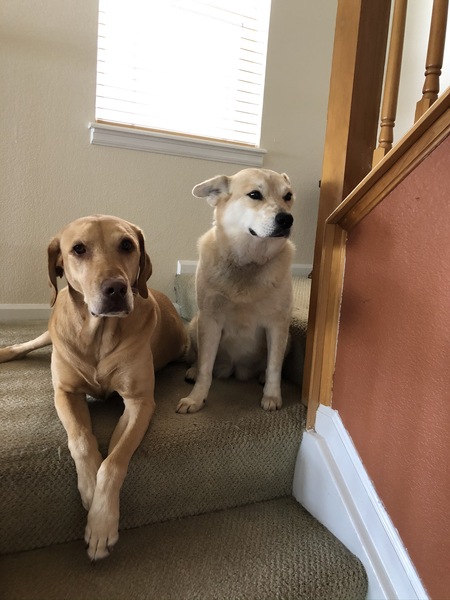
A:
120,238,135,253
72,244,86,255
283,192,293,202
248,190,263,201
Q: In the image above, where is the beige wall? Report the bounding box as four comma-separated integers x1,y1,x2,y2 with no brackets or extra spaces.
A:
332,135,450,599
0,0,337,304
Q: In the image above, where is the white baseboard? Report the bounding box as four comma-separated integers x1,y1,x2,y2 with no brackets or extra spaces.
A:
0,304,51,321
293,405,428,600
177,260,312,277
177,260,198,275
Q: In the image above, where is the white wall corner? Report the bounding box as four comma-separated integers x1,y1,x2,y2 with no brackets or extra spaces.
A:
293,405,429,600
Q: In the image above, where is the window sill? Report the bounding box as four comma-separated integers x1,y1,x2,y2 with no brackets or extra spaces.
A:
89,122,266,167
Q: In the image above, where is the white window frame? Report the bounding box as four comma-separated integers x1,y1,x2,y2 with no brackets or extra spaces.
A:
90,1,270,166
89,122,266,166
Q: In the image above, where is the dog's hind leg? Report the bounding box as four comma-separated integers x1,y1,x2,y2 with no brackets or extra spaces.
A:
0,331,51,363
185,362,197,383
184,316,198,383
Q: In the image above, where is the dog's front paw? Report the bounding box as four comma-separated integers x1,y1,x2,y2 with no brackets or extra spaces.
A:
261,395,282,411
176,396,205,414
84,498,119,561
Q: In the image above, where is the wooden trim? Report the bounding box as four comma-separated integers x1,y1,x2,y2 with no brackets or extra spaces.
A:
306,224,346,429
305,87,450,429
302,0,391,413
330,87,450,231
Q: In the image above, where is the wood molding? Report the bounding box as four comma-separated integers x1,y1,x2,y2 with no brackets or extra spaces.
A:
330,87,450,231
306,224,346,428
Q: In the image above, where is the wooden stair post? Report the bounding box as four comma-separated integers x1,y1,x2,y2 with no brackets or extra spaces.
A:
415,0,449,121
373,0,408,166
302,0,391,428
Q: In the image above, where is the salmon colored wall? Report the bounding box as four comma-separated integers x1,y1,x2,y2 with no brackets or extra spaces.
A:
332,134,450,599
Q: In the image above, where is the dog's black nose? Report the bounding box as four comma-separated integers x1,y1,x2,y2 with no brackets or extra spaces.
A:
102,279,127,298
275,212,293,230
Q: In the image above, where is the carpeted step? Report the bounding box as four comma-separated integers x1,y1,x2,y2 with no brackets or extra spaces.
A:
0,321,305,554
0,496,368,600
174,274,311,387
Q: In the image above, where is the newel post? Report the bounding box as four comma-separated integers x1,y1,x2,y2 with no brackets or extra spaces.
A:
302,0,391,428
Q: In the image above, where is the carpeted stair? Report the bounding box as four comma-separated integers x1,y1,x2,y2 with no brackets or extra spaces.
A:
0,276,368,600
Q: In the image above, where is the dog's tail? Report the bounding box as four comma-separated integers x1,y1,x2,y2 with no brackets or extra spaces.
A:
0,331,51,363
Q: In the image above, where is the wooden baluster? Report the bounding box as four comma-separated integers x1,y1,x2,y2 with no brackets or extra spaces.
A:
415,0,449,121
373,0,408,167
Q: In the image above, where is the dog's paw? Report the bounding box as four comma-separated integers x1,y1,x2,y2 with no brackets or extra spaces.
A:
85,503,119,562
261,395,282,411
185,366,197,383
176,397,205,414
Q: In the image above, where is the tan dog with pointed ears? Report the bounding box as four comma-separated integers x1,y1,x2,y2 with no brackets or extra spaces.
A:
177,168,295,414
0,215,186,561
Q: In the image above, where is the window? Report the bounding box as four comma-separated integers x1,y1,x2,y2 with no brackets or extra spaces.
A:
95,0,272,149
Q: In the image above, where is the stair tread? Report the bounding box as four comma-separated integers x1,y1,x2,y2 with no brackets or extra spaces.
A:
1,321,305,553
0,496,367,600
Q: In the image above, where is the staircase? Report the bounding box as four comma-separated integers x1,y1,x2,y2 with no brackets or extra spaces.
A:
0,277,368,600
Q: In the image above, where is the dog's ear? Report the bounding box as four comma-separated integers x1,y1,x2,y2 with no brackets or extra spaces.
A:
281,173,291,185
47,236,64,307
135,229,152,299
192,175,230,207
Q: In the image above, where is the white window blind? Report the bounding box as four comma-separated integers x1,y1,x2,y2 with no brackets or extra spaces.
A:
96,0,272,147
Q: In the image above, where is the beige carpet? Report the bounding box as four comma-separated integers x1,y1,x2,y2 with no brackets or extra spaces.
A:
0,321,305,553
0,316,367,600
0,497,367,600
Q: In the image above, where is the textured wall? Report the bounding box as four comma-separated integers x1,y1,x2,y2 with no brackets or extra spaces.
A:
0,0,337,303
332,135,450,599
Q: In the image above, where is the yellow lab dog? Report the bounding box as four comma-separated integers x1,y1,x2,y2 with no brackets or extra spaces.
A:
0,215,186,561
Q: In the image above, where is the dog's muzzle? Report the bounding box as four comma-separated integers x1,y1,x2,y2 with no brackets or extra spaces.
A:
273,212,294,236
249,212,294,238
91,278,132,317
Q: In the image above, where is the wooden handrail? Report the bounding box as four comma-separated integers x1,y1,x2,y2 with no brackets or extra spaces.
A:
303,0,449,428
331,87,450,230
305,90,450,429
373,0,408,167
415,0,449,121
